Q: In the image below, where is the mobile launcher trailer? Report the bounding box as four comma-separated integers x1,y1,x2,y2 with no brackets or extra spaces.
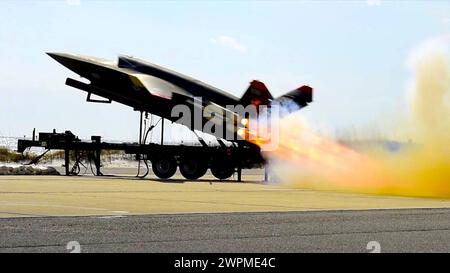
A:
17,53,313,181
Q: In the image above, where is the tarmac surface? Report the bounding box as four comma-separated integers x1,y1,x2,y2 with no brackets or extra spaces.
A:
0,173,449,252
1,209,449,252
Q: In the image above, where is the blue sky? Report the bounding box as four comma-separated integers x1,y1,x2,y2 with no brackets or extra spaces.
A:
0,0,449,141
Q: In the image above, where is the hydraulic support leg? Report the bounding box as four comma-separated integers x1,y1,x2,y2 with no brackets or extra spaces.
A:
64,149,70,176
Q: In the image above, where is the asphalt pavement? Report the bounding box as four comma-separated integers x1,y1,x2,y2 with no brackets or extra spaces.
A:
1,208,449,252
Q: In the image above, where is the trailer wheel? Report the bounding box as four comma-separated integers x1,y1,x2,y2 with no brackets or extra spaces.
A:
152,157,177,179
210,164,235,180
179,157,208,180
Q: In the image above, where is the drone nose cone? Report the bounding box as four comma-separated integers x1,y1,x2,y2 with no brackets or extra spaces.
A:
46,52,68,63
46,52,84,74
46,52,58,58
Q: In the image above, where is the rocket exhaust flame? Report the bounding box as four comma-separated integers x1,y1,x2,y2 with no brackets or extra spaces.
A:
248,38,450,199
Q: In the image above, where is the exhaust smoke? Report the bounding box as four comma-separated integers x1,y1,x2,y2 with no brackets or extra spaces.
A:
260,37,450,198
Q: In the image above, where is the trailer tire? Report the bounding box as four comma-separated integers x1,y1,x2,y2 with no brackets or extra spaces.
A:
152,157,177,179
210,164,235,180
179,157,208,180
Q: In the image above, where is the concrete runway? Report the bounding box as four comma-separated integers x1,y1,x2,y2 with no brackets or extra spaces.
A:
1,209,449,252
1,175,450,217
0,175,449,252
